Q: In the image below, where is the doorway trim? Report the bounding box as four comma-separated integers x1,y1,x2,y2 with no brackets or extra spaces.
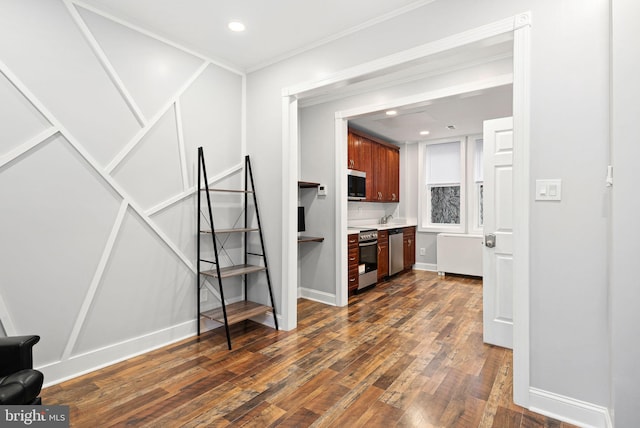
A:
282,12,531,407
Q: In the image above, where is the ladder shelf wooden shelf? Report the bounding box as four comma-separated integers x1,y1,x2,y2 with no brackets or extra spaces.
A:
197,147,278,350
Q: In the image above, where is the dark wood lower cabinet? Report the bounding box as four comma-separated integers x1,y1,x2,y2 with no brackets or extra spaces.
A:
403,226,416,270
348,227,415,297
377,230,389,281
348,233,359,295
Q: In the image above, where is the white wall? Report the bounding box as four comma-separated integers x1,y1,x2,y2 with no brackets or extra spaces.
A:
611,1,640,426
0,0,244,384
247,0,611,420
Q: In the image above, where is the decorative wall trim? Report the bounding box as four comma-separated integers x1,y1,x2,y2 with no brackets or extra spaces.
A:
0,60,195,274
146,162,243,217
298,287,337,306
514,12,532,30
1,4,247,387
63,0,147,126
70,0,245,76
61,200,129,360
40,320,195,387
413,263,437,272
0,290,15,336
529,387,612,428
105,61,209,175
174,98,189,190
0,126,58,170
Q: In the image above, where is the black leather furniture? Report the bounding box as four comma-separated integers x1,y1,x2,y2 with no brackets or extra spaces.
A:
0,335,44,405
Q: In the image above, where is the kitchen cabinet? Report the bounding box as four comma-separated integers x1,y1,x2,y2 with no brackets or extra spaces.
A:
372,143,388,201
348,233,359,295
387,148,400,202
347,132,372,172
403,226,416,270
377,230,389,281
373,144,400,202
348,129,399,203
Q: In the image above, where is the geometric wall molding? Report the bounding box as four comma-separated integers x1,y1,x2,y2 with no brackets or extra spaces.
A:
0,69,52,157
76,4,206,120
0,2,245,385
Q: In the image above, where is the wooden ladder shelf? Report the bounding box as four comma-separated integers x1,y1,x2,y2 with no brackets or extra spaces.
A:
197,147,278,349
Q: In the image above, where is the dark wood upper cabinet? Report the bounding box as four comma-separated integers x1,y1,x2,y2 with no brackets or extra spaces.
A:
348,128,399,203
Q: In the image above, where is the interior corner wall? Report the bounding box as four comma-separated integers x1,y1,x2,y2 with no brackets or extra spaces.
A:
611,0,640,426
0,0,243,385
246,0,611,417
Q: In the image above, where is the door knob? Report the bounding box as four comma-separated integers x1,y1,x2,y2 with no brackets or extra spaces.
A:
485,233,496,248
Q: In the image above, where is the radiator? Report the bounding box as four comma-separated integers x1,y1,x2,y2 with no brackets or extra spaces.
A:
436,233,483,277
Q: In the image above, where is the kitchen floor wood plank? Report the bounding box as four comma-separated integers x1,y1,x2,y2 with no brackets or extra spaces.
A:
269,406,320,428
486,405,523,428
41,271,577,428
232,402,288,428
357,399,405,428
272,367,338,411
324,384,385,427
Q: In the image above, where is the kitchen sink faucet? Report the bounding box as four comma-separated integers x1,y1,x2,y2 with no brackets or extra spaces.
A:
380,214,393,224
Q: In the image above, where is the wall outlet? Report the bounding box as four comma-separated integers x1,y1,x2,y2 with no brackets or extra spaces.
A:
420,248,426,256
200,289,208,301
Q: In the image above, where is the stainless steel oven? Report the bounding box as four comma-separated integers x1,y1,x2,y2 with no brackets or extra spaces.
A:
358,229,378,290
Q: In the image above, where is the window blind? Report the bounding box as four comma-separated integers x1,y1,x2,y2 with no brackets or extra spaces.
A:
426,141,461,184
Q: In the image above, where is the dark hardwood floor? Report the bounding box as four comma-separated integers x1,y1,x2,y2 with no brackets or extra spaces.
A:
42,271,577,427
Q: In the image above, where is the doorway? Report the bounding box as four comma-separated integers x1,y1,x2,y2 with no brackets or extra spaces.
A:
284,12,531,407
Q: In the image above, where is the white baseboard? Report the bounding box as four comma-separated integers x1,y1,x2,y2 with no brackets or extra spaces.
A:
529,387,612,428
249,311,285,330
414,262,437,271
39,320,195,387
39,296,281,387
298,287,337,306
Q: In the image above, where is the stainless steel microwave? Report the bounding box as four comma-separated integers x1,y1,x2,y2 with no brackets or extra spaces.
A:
348,169,366,200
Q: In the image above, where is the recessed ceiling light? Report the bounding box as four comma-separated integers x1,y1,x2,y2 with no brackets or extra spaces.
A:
228,21,245,32
385,110,397,116
420,130,430,136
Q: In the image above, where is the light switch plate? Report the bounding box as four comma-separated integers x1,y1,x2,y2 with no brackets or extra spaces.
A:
535,179,562,201
317,185,327,196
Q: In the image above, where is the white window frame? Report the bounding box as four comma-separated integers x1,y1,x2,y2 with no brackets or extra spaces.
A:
419,137,466,234
469,135,484,235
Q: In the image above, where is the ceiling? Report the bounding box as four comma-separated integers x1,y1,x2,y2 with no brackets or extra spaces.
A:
78,0,513,143
349,84,513,144
80,0,436,72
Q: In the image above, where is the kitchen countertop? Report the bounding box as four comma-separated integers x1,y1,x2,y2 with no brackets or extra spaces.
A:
348,222,417,233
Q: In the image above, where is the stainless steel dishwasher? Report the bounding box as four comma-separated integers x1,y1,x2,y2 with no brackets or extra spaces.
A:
388,228,404,276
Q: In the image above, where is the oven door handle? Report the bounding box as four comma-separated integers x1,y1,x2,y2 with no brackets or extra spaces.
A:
359,241,378,247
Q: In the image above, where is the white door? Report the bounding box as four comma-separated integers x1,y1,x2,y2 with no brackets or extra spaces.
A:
483,117,514,349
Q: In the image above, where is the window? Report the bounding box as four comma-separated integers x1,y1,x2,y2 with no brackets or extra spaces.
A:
472,137,484,233
419,135,484,234
421,139,465,233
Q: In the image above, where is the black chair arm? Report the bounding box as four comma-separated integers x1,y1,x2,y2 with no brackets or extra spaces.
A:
0,335,40,377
